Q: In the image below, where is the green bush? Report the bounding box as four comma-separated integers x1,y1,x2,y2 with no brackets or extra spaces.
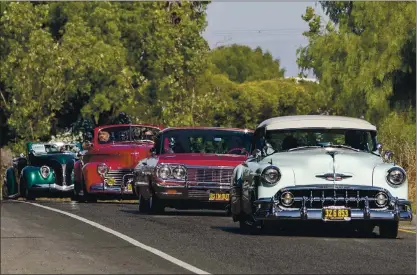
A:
378,111,416,203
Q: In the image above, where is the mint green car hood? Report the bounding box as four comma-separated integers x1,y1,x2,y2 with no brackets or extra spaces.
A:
30,153,77,165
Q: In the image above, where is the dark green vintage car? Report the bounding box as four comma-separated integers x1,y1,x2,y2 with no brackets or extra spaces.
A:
2,141,82,200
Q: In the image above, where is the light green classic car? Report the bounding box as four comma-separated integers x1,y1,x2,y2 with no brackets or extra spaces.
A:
2,141,82,200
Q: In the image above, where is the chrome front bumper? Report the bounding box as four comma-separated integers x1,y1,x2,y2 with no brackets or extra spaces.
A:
89,183,134,194
252,197,413,222
31,184,74,192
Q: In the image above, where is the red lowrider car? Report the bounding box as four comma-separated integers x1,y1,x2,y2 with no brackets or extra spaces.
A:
72,124,163,202
132,127,254,214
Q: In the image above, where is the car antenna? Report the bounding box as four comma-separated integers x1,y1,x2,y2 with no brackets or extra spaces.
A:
269,158,273,165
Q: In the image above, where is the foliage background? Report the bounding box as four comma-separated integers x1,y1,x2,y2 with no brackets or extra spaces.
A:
0,1,415,202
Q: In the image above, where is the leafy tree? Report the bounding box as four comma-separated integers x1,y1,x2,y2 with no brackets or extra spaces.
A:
0,2,210,148
297,2,416,124
209,44,286,83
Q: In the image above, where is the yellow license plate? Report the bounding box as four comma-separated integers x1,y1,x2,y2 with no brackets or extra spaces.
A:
209,193,230,201
107,177,116,186
322,207,351,221
127,184,132,191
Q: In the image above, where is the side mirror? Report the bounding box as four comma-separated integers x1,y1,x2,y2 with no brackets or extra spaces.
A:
82,141,93,150
376,143,383,153
383,150,394,162
251,149,262,162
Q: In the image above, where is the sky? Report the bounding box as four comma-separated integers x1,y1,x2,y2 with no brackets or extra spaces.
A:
202,2,329,78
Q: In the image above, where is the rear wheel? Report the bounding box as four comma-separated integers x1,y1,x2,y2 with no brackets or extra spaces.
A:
379,221,399,239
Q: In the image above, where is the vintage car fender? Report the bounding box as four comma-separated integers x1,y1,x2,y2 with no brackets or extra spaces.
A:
231,162,261,216
4,167,18,197
81,162,103,190
372,163,408,200
134,158,159,200
231,161,297,217
21,166,56,189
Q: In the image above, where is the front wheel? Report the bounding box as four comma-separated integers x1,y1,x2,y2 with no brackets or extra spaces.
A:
239,214,263,235
379,221,399,239
20,178,35,201
138,193,165,214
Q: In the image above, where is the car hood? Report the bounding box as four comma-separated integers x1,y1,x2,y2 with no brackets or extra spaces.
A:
261,148,383,186
30,153,77,166
84,143,153,169
157,153,248,167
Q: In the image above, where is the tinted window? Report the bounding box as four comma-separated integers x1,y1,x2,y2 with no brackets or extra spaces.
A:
97,126,160,144
155,129,253,155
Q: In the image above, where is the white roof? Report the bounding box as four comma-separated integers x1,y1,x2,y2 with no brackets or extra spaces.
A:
258,115,377,131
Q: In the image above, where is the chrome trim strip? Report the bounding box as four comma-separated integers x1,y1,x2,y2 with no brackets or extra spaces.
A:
278,184,389,192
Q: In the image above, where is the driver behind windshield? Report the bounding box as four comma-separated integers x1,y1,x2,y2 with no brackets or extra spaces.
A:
98,130,110,143
143,130,154,141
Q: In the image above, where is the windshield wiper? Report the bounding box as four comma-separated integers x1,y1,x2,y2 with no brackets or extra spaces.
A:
288,146,323,152
324,144,360,152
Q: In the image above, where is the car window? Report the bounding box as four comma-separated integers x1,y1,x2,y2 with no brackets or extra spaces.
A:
265,128,376,152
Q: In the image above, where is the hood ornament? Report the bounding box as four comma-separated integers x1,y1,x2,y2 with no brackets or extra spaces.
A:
325,149,340,187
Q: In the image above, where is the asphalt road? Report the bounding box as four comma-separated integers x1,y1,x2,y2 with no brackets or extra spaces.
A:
1,200,416,274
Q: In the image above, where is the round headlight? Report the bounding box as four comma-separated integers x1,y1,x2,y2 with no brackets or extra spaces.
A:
261,166,281,185
375,192,388,207
157,165,171,180
172,166,186,180
281,192,294,207
40,166,50,179
97,164,109,176
386,167,406,186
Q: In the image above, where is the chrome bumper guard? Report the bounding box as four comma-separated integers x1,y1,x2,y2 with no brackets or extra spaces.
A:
252,197,413,222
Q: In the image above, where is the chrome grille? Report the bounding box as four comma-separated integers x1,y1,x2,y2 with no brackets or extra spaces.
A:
275,187,385,209
186,167,233,186
104,169,134,186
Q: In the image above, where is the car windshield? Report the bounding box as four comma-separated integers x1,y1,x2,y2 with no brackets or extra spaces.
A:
263,128,377,153
97,126,160,144
155,129,253,155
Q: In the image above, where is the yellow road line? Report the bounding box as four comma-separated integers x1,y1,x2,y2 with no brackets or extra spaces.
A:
399,228,416,234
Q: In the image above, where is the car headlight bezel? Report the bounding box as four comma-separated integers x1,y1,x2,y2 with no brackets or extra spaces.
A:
157,164,172,180
97,163,109,176
156,164,187,181
386,167,406,187
261,166,281,185
40,166,51,179
172,165,187,180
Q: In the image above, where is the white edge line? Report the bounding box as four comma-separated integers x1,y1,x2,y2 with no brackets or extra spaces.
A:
17,201,211,275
